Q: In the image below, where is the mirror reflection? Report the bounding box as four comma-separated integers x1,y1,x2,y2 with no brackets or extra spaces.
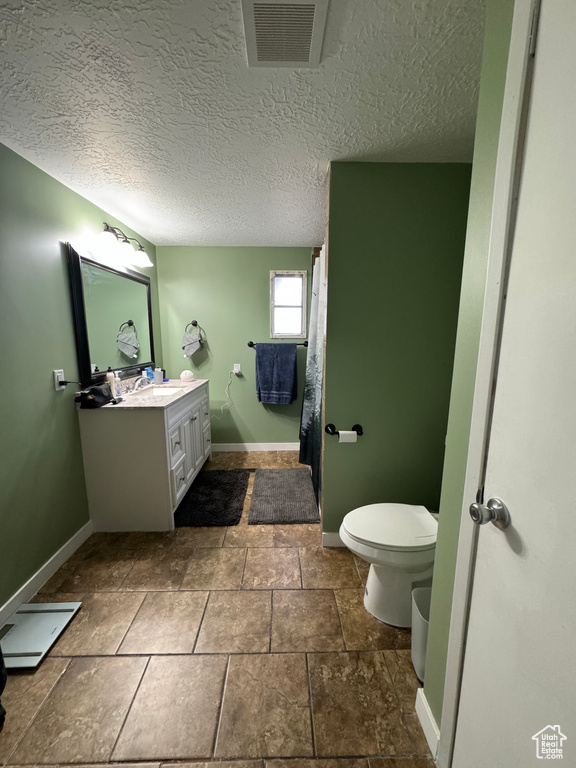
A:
81,262,152,371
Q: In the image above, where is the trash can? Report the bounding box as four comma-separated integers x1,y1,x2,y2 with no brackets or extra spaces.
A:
411,587,432,683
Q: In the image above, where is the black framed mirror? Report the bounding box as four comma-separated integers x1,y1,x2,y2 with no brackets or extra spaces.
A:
66,242,155,387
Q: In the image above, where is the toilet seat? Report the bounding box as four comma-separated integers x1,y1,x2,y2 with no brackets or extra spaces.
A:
342,503,437,552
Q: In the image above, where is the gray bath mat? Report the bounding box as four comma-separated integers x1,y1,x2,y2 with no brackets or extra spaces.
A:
174,469,250,527
248,468,320,525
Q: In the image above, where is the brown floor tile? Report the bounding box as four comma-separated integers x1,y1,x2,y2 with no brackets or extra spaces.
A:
243,548,301,590
0,658,69,763
273,524,321,548
215,653,313,758
402,714,431,756
384,650,421,713
112,655,227,760
299,547,362,589
370,759,432,768
173,526,227,549
57,549,139,592
195,591,271,653
268,761,368,768
11,656,147,764
181,548,246,590
119,549,190,591
271,590,344,652
223,525,274,548
117,591,209,654
308,651,413,757
120,531,176,550
49,592,145,656
179,762,263,768
30,592,85,604
335,590,411,651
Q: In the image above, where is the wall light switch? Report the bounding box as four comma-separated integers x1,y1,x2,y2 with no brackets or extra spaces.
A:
53,369,65,391
233,363,242,375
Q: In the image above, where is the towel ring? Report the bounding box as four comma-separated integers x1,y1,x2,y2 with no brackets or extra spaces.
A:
118,320,135,332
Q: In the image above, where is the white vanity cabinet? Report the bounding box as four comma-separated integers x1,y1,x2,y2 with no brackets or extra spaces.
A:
78,380,211,531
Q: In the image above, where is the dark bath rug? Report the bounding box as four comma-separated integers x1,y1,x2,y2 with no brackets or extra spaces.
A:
248,468,320,525
174,469,250,527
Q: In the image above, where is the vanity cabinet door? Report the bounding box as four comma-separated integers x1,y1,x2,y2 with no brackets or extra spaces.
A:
190,403,204,474
201,399,210,428
203,425,211,460
170,455,188,507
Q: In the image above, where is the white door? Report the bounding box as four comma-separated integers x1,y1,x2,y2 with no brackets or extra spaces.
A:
452,0,576,765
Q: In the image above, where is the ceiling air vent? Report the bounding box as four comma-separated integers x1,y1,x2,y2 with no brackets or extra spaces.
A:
241,0,329,68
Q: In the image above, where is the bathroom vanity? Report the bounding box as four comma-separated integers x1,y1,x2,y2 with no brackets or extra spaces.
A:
77,380,211,531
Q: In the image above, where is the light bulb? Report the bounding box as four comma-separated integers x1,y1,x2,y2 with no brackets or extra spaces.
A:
131,248,154,268
117,239,136,266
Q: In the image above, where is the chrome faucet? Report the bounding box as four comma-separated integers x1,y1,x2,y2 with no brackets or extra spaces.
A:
132,376,150,392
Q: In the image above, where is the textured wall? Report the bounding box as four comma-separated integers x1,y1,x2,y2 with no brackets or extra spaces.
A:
423,0,515,726
0,0,484,246
322,162,471,533
0,143,160,609
157,245,311,444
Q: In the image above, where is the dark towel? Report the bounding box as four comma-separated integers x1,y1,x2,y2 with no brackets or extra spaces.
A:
255,343,297,404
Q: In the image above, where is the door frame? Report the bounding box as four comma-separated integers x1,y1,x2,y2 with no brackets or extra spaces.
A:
436,2,540,765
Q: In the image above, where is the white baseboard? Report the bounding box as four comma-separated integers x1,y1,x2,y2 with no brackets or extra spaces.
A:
322,531,344,547
0,520,93,625
212,442,300,452
415,687,440,758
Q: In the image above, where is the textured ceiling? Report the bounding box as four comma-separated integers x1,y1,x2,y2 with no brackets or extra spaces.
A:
0,0,485,246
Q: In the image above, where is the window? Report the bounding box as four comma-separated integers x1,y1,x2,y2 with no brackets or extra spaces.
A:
270,270,307,338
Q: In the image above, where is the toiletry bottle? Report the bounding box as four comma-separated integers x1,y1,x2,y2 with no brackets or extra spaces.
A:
105,367,115,396
114,373,122,398
154,367,163,385
145,366,154,381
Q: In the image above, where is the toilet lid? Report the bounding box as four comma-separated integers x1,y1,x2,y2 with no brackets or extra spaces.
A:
342,503,438,551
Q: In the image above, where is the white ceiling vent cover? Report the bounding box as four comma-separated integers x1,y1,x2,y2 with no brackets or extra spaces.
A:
241,0,329,68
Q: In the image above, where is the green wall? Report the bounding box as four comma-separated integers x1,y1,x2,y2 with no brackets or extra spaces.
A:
156,246,311,445
322,163,471,532
0,143,161,609
423,0,515,725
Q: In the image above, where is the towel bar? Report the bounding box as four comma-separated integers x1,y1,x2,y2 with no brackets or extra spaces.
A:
248,340,308,347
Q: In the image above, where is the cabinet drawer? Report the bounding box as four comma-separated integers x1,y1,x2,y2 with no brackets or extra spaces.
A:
168,422,185,466
171,455,188,506
201,399,210,428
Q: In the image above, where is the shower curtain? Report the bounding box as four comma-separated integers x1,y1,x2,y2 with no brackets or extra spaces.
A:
299,245,327,499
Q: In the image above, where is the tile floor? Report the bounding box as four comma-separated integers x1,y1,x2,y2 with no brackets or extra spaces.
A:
0,452,432,767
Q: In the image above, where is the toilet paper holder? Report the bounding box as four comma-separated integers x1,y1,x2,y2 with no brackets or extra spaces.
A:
325,424,363,437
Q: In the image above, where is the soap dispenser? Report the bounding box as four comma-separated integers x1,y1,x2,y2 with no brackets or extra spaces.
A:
105,367,115,396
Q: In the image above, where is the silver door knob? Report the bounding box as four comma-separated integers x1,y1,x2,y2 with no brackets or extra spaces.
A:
469,497,511,530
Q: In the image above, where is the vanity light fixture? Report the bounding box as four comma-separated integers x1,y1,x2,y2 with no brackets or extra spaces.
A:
100,222,154,268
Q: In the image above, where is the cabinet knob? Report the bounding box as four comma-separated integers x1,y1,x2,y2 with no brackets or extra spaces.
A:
174,440,180,446
179,476,185,485
207,438,211,443
192,416,197,421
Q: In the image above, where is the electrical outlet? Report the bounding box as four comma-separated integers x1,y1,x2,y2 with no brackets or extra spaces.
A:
53,369,65,391
233,363,242,375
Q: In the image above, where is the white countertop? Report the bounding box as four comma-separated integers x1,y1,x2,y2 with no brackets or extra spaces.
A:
103,379,208,410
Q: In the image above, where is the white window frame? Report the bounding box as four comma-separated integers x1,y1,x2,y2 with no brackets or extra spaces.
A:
270,270,307,339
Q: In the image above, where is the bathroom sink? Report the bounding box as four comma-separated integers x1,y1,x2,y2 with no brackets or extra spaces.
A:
151,387,183,396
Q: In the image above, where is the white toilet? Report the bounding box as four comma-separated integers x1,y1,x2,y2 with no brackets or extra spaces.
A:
339,503,438,628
